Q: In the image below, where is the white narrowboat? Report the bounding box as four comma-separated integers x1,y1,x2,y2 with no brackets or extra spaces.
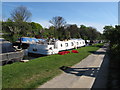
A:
27,38,86,56
28,44,59,55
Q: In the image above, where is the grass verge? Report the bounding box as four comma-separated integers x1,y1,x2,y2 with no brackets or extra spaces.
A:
2,43,104,88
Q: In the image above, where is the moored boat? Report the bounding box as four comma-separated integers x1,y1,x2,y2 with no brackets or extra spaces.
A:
27,38,86,56
0,38,24,65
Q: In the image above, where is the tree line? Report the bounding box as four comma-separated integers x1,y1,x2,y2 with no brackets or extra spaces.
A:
103,25,120,56
103,25,120,88
2,6,102,42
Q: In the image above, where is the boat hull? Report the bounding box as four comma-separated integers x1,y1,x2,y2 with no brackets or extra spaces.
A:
1,50,24,65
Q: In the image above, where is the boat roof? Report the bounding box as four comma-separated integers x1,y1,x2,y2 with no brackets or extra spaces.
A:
71,38,84,40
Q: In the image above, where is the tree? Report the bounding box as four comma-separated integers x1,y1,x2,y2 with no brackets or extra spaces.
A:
49,16,66,29
2,19,20,42
79,25,101,40
28,22,43,37
49,16,67,39
103,26,115,41
79,25,88,40
11,6,32,22
87,27,98,40
2,6,32,44
67,24,80,38
103,25,120,57
2,19,31,42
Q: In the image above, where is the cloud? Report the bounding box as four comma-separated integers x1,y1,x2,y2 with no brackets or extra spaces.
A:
33,20,52,28
40,21,51,28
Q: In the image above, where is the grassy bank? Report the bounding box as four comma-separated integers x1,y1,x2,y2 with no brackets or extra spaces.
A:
2,43,104,88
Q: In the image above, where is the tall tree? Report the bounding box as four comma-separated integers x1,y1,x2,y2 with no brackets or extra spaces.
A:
28,22,43,37
2,6,32,43
87,27,98,40
49,16,66,29
49,16,66,39
103,26,115,41
11,6,32,22
67,24,80,38
2,19,31,42
103,25,120,56
79,25,88,39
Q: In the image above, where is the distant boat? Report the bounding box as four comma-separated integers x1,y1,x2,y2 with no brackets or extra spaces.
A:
0,38,24,65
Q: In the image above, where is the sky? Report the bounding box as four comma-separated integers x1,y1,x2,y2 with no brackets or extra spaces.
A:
2,2,118,33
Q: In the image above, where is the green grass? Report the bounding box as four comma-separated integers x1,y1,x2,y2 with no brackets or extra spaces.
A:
2,43,104,88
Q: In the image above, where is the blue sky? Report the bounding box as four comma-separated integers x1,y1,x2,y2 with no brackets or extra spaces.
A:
2,2,118,33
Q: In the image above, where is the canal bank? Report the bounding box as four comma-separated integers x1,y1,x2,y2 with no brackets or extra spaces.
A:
38,46,108,88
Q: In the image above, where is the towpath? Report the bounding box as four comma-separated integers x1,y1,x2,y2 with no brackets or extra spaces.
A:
38,46,109,88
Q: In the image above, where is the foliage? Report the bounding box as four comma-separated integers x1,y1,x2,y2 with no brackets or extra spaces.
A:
49,16,66,29
103,26,115,41
2,20,43,42
28,22,43,37
2,6,32,42
66,24,80,38
2,43,103,88
103,25,120,88
79,25,101,40
2,20,32,42
49,16,67,39
103,25,120,54
45,22,102,40
79,25,88,40
11,6,32,22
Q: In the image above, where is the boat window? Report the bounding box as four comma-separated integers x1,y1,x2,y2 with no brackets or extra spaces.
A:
77,42,79,45
65,43,68,47
83,42,84,44
49,47,52,50
61,44,63,47
80,42,81,44
33,48,37,51
71,42,74,46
